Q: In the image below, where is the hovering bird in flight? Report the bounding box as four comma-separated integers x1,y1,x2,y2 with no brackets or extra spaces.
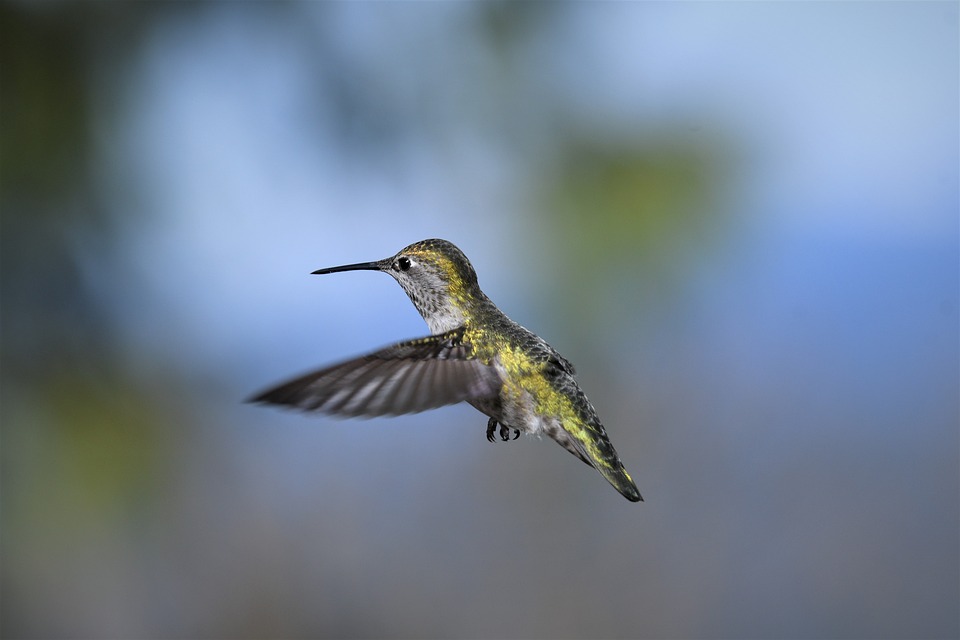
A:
250,239,642,502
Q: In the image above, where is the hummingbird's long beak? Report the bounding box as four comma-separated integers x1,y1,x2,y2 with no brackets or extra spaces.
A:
311,260,384,275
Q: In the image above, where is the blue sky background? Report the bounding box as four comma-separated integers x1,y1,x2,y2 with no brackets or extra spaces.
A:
2,3,957,638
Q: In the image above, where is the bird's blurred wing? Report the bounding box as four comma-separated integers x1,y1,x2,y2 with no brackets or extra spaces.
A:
248,328,502,417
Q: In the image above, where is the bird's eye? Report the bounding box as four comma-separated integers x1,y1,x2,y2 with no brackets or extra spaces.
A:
396,256,412,272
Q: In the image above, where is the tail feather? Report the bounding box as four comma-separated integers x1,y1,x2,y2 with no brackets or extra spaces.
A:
548,421,643,502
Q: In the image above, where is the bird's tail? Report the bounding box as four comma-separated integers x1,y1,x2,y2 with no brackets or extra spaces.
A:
553,421,643,502
600,460,643,502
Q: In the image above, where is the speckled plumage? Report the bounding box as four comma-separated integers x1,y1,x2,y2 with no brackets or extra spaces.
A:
250,239,642,502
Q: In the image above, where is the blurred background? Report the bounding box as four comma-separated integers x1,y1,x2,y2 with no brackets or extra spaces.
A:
2,2,957,638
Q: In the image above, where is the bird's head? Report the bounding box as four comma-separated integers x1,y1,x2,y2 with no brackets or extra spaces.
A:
313,239,483,333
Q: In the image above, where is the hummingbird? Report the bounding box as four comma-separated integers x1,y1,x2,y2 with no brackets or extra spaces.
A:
249,239,642,502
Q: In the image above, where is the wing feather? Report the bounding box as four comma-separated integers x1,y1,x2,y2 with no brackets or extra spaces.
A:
248,328,502,417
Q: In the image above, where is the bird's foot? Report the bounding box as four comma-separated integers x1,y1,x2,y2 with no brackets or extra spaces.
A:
486,418,520,442
499,423,520,441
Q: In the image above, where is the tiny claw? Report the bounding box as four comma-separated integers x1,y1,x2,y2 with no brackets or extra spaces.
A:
512,429,520,440
499,423,510,441
485,417,497,443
